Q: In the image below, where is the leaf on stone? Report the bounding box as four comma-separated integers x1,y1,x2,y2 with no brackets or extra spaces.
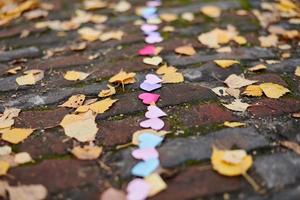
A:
64,71,89,81
248,64,267,72
295,66,300,77
6,66,22,75
162,72,184,83
78,27,101,41
224,121,246,128
259,83,290,98
60,111,98,142
0,161,10,176
214,60,239,68
16,70,44,86
84,0,107,10
143,56,163,66
1,128,34,144
243,85,263,97
222,99,250,112
113,1,131,12
175,45,196,56
98,85,116,97
71,145,102,160
144,173,167,197
156,64,177,75
59,94,86,108
159,13,178,22
0,108,21,129
88,98,118,114
233,36,247,45
109,70,136,85
0,145,12,156
99,31,124,41
14,152,33,164
100,188,126,200
7,184,48,200
211,87,228,97
259,34,278,48
200,5,221,18
225,88,240,99
211,147,253,176
280,141,300,155
224,74,257,89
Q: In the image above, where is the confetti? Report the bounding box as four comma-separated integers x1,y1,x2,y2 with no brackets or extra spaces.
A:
145,105,167,119
138,93,160,104
140,117,165,130
131,159,159,177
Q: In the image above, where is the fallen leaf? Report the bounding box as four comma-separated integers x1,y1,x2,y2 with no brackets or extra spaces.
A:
211,87,228,97
160,13,178,22
98,85,116,97
214,60,239,68
224,121,246,128
14,152,33,164
0,108,21,129
143,56,163,66
259,34,278,48
224,74,257,89
181,12,194,21
7,184,47,200
113,1,131,12
78,27,101,41
211,147,253,176
175,45,196,56
59,94,86,108
0,181,9,197
71,145,102,160
156,64,177,75
144,173,167,196
100,188,126,200
259,83,290,98
280,140,300,155
64,71,89,81
295,66,300,77
1,128,34,144
233,36,247,45
225,88,240,99
292,112,300,118
16,70,44,86
243,85,263,97
248,64,267,72
88,98,118,113
6,66,22,75
223,99,250,112
162,72,184,83
200,5,221,18
109,70,136,85
99,31,124,41
60,111,98,142
84,0,107,10
0,161,10,176
0,146,12,156
70,42,87,51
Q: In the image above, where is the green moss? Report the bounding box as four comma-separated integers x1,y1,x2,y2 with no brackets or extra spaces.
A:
238,0,251,10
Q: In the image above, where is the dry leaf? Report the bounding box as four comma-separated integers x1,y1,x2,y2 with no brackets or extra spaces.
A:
214,60,239,68
175,45,196,56
98,85,116,97
224,74,257,89
259,34,278,48
84,0,107,10
216,46,232,53
78,27,101,41
181,12,195,21
248,64,267,72
200,5,221,18
259,83,290,98
0,161,10,176
225,88,240,99
243,85,263,97
233,36,247,45
224,121,246,128
211,87,228,97
16,70,44,86
211,147,253,176
109,70,136,85
70,42,87,51
64,71,89,81
113,1,131,12
88,98,118,114
6,66,22,75
156,65,177,75
7,184,47,200
0,108,21,129
0,146,12,156
280,140,300,155
71,145,102,160
60,111,98,142
295,66,300,77
60,94,85,108
143,56,163,66
160,13,178,22
292,112,300,118
223,99,250,112
144,173,167,196
100,188,126,200
14,152,33,164
99,31,124,41
1,128,34,144
162,72,184,83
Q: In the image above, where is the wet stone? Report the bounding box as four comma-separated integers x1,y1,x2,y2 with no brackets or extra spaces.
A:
0,47,42,62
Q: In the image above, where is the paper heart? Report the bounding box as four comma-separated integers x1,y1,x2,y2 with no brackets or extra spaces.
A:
132,148,159,161
127,178,150,200
143,56,162,66
138,45,156,56
140,118,165,130
141,24,158,34
145,74,162,84
145,105,167,118
138,93,160,104
140,82,162,92
138,132,164,148
147,1,161,7
131,159,159,177
145,33,163,44
141,7,157,18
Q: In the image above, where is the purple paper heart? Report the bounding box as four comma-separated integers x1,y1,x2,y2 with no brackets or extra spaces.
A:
127,179,150,200
132,148,159,160
145,105,167,118
140,118,164,130
140,82,162,92
145,74,162,84
145,33,163,44
141,24,158,34
147,1,161,7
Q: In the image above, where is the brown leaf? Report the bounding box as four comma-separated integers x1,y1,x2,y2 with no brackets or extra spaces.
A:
280,141,300,155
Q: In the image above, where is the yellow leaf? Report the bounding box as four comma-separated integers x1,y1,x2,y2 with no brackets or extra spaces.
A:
132,129,169,145
181,12,195,21
224,121,246,128
6,66,22,75
162,72,184,83
214,60,239,68
14,152,33,164
59,94,86,108
98,85,116,97
0,108,20,129
60,111,98,142
295,66,300,77
99,31,124,41
259,34,278,48
88,98,118,114
109,70,136,85
259,83,290,98
200,5,221,18
160,13,178,22
156,64,177,75
78,27,101,41
16,70,44,86
0,161,10,176
6,184,48,200
1,128,34,144
64,71,89,81
84,0,107,10
145,173,167,197
248,64,267,72
143,56,163,66
71,145,102,160
243,85,263,97
222,99,250,112
211,147,253,176
113,1,131,12
175,45,196,56
233,36,247,45
224,74,257,89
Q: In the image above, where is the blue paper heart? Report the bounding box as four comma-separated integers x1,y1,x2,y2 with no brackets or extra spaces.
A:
131,159,159,177
138,133,163,148
141,7,157,18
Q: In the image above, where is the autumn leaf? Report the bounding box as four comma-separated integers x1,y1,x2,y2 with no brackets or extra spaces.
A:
64,71,89,81
14,152,33,164
7,184,47,200
259,83,290,98
214,60,239,68
98,85,116,97
78,27,101,41
175,45,196,56
224,74,257,89
156,64,177,75
99,31,124,41
0,161,10,176
162,72,184,83
224,121,246,128
0,108,20,129
144,173,167,196
295,66,300,77
87,98,118,114
259,34,278,48
1,128,34,144
109,70,136,86
280,140,300,155
59,94,86,108
248,64,267,72
6,66,22,75
200,5,221,18
223,99,250,112
243,85,263,97
16,70,44,86
71,145,102,160
159,13,178,22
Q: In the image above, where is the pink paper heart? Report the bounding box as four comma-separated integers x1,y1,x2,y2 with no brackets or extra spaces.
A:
132,148,159,160
138,45,156,56
138,93,160,104
140,118,164,130
145,74,162,84
127,179,150,200
141,24,158,34
145,105,167,118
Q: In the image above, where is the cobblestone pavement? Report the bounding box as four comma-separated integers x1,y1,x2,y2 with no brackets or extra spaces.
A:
0,0,300,200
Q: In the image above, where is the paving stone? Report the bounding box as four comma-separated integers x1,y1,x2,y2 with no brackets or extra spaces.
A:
249,73,288,87
0,47,42,62
254,152,300,189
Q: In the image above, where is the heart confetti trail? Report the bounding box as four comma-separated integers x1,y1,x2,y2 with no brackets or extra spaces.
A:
147,1,161,7
138,45,156,56
145,74,162,84
138,133,163,148
145,105,167,118
131,159,159,177
145,33,163,44
138,93,160,104
141,7,157,18
127,179,150,200
140,117,165,130
140,82,162,92
132,148,159,161
141,24,158,34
